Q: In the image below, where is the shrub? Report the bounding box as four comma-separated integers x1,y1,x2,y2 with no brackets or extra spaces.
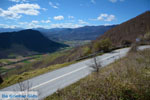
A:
93,38,112,52
83,46,92,56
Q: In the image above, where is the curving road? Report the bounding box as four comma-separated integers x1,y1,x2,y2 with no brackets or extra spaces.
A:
1,45,150,100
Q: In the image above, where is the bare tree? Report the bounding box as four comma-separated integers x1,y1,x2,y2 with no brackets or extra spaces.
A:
17,80,32,91
90,54,102,73
129,43,138,53
13,80,32,100
13,80,40,100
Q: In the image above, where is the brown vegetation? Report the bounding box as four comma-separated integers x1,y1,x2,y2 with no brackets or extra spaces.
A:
96,11,150,46
90,54,102,73
45,49,150,100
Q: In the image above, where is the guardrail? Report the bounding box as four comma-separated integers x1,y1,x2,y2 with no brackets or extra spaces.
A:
75,45,126,61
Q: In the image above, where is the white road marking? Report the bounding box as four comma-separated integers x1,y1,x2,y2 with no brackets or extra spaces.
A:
30,66,87,90
30,53,120,90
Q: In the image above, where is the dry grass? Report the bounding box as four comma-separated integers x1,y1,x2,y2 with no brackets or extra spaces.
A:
0,62,75,89
45,49,150,100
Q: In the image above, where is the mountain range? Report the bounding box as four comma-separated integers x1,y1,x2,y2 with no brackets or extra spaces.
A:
0,25,117,41
0,29,67,58
0,11,149,59
47,11,150,65
35,25,117,41
0,28,23,33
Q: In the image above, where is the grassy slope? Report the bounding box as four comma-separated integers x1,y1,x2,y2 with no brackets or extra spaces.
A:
0,50,75,89
0,44,104,89
45,49,150,100
0,42,94,89
0,61,75,89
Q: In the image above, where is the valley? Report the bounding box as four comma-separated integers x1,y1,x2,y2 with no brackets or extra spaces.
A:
0,0,150,99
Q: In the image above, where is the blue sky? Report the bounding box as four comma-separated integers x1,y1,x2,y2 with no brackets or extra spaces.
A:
0,0,149,29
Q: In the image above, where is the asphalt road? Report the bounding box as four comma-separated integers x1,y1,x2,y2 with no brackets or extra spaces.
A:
1,45,150,99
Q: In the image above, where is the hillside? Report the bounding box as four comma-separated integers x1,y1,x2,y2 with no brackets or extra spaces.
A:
46,48,150,100
0,29,67,58
36,25,117,41
48,11,150,64
11,11,149,67
96,11,150,46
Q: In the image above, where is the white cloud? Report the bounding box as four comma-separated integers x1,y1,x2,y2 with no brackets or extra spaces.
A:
8,3,40,15
49,2,59,9
9,0,27,2
0,3,41,19
18,19,51,29
97,14,115,21
0,24,19,29
104,23,111,26
88,18,97,21
109,0,117,3
109,0,125,3
68,16,74,19
50,23,82,28
13,20,88,29
41,20,51,23
0,8,21,19
20,20,41,28
78,19,89,24
9,0,20,2
91,0,96,4
19,22,28,25
97,14,108,20
54,15,64,20
18,21,82,29
42,8,47,11
31,20,39,24
105,15,115,21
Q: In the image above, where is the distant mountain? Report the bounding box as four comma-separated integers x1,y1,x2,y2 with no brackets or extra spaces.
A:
0,25,116,41
0,28,23,33
0,29,67,58
34,28,66,33
34,25,117,41
96,11,150,46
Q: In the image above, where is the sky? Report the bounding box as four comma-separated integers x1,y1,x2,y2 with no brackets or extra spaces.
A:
0,0,149,29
